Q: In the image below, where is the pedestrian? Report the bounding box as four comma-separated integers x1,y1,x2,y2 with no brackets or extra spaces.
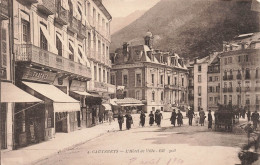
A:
149,111,154,126
125,111,133,130
118,112,124,131
98,111,104,123
195,114,199,126
247,109,251,122
170,109,177,127
208,110,213,129
108,110,113,125
199,109,205,126
188,108,194,126
155,110,163,127
251,110,259,131
177,110,183,126
140,111,146,127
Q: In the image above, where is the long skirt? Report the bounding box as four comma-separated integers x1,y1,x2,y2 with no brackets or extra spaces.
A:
126,121,131,129
149,117,154,125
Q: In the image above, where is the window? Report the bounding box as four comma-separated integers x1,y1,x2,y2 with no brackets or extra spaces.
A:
152,91,155,101
22,20,30,43
229,95,232,105
151,74,154,84
198,75,201,82
209,97,213,102
69,42,74,61
94,66,97,80
198,98,202,107
107,72,109,83
160,75,163,84
198,86,201,96
245,55,249,62
209,86,213,93
168,76,170,85
224,95,227,105
237,95,241,105
182,78,184,86
209,77,212,82
56,35,62,56
228,57,232,63
103,70,106,82
99,68,101,82
40,29,48,50
246,96,250,105
256,68,259,78
198,65,201,72
161,92,164,101
123,75,128,85
238,56,241,62
78,47,83,63
215,76,219,81
174,77,177,85
1,28,7,67
110,75,115,85
136,74,141,87
214,97,218,104
224,58,227,65
245,68,250,79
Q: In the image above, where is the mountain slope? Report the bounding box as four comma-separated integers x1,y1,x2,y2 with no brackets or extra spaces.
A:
111,10,146,34
110,0,259,58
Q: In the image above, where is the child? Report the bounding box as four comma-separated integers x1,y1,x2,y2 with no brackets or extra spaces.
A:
195,114,199,126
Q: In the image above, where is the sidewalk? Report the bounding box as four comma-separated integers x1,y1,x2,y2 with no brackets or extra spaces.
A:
1,112,173,165
2,120,119,165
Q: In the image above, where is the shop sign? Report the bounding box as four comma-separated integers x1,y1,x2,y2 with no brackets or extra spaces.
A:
22,68,56,83
70,80,86,92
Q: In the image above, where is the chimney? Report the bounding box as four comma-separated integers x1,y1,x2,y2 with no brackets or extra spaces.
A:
194,57,199,64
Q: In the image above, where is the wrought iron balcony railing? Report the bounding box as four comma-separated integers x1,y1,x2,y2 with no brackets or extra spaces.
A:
15,44,91,79
37,0,56,15
78,21,87,38
68,15,79,34
23,0,38,5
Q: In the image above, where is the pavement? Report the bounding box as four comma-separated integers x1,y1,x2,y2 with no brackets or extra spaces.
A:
2,112,252,165
1,113,172,165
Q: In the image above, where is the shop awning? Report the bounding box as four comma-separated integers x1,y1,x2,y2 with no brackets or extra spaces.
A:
120,104,144,107
1,82,42,103
22,81,80,112
102,104,112,111
71,90,91,96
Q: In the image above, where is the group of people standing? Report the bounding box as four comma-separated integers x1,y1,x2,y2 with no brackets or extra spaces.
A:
170,109,183,126
184,108,213,129
246,110,260,130
117,111,133,131
148,110,163,127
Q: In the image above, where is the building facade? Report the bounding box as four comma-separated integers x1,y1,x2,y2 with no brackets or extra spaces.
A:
12,0,114,149
220,33,260,111
110,33,189,112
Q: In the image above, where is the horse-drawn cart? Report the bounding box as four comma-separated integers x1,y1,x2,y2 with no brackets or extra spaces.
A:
214,105,238,132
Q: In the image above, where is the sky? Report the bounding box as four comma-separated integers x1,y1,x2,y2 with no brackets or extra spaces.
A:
102,0,160,18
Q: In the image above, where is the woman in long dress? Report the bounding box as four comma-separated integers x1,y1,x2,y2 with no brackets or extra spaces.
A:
177,110,183,126
170,109,177,127
149,111,154,126
140,111,146,127
125,112,133,130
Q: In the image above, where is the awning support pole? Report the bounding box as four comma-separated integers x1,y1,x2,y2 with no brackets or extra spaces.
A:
14,102,43,115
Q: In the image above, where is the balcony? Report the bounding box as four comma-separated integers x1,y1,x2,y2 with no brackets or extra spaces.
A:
223,88,228,93
78,21,87,38
188,94,194,100
55,2,68,25
223,75,228,80
0,0,9,20
236,74,242,80
236,87,241,92
245,74,250,80
93,81,108,92
228,75,233,80
23,0,38,5
37,0,56,15
68,16,79,34
15,44,91,80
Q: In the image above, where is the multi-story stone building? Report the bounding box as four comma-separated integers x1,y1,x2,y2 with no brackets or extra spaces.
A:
207,53,220,111
220,32,260,111
110,32,189,112
12,0,114,148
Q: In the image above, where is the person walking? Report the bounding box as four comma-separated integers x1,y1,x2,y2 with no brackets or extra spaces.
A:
125,112,133,130
118,112,124,131
199,109,205,126
188,108,194,126
177,110,183,126
247,109,251,122
140,111,146,127
107,110,113,125
149,111,154,126
208,110,213,129
155,110,163,127
251,110,259,131
170,109,177,127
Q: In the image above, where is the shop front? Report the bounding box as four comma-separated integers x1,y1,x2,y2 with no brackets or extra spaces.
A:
1,81,42,149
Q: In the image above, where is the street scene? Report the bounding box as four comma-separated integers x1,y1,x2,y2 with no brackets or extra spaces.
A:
1,0,260,165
